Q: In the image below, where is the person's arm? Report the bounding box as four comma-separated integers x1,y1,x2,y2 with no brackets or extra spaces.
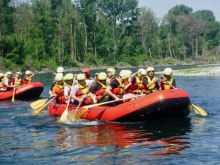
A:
147,77,159,88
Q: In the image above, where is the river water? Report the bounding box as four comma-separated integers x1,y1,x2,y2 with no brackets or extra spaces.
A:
0,68,220,164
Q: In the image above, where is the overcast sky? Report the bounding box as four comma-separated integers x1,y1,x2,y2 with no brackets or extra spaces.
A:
138,0,220,22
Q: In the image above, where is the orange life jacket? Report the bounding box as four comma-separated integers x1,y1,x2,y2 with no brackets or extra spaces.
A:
52,84,65,103
160,78,174,90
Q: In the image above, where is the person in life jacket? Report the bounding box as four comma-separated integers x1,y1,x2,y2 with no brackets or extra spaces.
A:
49,67,65,96
3,72,15,91
63,73,74,103
82,68,92,80
105,70,135,104
0,73,6,91
160,68,176,90
90,72,109,104
145,67,160,93
130,68,148,94
106,68,116,85
70,73,95,105
23,70,34,84
15,72,23,87
51,73,66,103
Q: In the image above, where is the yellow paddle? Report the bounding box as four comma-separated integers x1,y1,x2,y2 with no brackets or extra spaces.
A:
30,98,50,110
32,97,56,116
166,81,208,117
59,99,71,122
12,77,17,102
59,80,77,123
192,104,208,116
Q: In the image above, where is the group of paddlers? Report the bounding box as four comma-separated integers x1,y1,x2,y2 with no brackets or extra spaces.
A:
0,71,34,92
49,67,176,106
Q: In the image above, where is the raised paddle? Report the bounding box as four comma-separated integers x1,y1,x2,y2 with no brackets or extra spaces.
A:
166,81,208,117
32,97,56,116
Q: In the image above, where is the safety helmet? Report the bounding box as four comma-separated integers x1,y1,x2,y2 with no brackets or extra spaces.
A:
146,67,155,72
7,72,12,75
77,73,85,80
55,73,64,81
0,73,3,77
163,68,173,77
98,72,107,80
64,73,74,81
16,72,22,75
119,70,131,80
141,70,147,76
82,68,90,75
107,68,116,76
138,68,145,76
25,70,31,75
57,66,64,73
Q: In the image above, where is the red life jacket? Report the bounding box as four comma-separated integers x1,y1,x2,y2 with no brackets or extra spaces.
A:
130,77,147,94
111,79,124,95
94,82,107,100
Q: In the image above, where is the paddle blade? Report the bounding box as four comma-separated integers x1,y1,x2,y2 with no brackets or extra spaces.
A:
192,104,208,116
59,108,69,123
32,103,48,116
12,95,15,102
30,99,48,110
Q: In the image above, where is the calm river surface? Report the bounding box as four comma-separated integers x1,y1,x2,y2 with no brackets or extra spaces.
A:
0,68,220,165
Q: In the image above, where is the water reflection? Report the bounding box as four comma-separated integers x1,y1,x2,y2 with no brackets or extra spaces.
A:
53,118,192,158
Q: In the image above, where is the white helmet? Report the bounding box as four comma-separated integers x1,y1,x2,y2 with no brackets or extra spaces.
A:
163,68,173,77
55,73,63,81
7,72,12,75
0,73,3,77
57,66,64,73
64,73,74,81
146,67,155,72
25,70,31,75
77,73,85,80
119,70,132,80
138,68,145,76
98,72,107,80
16,72,22,75
141,70,147,76
107,68,116,76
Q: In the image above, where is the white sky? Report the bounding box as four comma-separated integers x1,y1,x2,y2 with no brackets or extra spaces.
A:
138,0,220,22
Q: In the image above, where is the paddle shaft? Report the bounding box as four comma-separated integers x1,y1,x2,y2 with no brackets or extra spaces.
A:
12,77,17,102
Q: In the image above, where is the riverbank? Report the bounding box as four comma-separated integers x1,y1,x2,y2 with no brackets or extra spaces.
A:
158,65,220,76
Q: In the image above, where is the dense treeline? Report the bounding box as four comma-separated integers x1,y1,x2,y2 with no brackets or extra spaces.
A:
0,0,220,71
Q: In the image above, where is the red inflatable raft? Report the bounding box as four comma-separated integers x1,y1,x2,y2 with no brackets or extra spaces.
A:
0,82,44,101
48,88,192,122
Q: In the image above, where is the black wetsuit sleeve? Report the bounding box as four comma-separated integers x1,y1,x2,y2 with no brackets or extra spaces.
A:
142,77,147,86
131,77,136,85
90,84,102,93
109,79,120,88
172,79,176,87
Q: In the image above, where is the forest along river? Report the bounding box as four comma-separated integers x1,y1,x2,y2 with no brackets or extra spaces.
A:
0,69,220,164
